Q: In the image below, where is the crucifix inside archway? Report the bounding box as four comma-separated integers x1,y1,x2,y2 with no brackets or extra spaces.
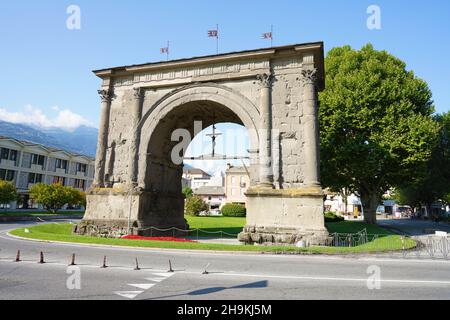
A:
206,123,222,158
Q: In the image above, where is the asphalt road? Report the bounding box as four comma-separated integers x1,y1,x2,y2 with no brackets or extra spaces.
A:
0,221,449,300
378,218,450,236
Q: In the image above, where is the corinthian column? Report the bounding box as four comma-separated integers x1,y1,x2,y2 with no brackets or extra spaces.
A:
301,68,321,187
93,89,113,187
128,87,144,187
256,73,274,189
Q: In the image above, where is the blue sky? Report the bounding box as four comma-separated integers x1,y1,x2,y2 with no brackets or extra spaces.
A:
0,1,449,171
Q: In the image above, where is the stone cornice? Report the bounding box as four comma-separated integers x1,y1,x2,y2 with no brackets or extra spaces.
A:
246,187,324,198
94,42,323,74
125,50,275,73
93,42,325,91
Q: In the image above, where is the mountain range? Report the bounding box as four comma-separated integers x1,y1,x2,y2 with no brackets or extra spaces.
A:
0,120,98,157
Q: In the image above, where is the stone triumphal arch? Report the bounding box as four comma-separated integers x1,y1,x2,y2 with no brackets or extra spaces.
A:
77,42,330,245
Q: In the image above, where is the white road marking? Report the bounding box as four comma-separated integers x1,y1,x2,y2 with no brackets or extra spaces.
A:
115,273,174,298
129,283,155,290
152,272,174,278
212,272,450,285
114,291,144,299
145,278,165,282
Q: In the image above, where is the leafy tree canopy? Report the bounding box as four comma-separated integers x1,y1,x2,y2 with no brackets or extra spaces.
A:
319,44,440,223
29,183,85,214
0,180,17,206
394,111,450,211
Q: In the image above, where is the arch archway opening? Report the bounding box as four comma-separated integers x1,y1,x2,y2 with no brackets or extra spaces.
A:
138,99,255,231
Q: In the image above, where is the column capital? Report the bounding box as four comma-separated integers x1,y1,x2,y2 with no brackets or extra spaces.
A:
98,89,113,103
300,68,318,87
133,87,145,100
256,73,273,88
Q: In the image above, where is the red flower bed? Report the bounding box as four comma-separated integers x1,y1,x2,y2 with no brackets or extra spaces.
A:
121,235,197,243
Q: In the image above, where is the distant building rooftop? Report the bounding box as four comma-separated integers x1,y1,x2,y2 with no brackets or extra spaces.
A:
0,135,95,161
183,167,211,177
225,165,247,174
194,186,225,196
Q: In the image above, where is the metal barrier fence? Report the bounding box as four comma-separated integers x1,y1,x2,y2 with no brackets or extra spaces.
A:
134,226,450,259
327,229,371,247
137,226,240,239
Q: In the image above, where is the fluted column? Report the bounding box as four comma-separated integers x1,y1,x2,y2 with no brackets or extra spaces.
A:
128,87,144,187
301,68,321,187
93,89,113,187
256,73,274,188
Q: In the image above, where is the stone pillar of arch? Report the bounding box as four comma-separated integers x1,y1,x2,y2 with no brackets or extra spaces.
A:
128,87,145,187
256,73,274,189
301,68,321,187
93,89,113,187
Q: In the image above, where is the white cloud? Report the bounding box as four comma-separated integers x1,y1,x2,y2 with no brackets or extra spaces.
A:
0,105,95,131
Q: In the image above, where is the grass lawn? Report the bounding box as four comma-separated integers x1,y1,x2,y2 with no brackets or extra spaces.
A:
185,215,245,237
325,221,394,236
0,211,85,217
9,217,416,254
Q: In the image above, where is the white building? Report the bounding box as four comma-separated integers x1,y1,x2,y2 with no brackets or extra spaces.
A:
224,164,250,206
193,186,225,212
0,136,95,210
182,167,224,190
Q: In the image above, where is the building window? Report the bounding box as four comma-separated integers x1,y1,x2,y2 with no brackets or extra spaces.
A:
31,154,45,166
53,176,65,185
28,173,43,184
55,159,68,171
0,148,8,160
10,150,17,161
231,176,236,184
0,148,18,161
76,163,87,173
0,169,15,181
74,179,85,189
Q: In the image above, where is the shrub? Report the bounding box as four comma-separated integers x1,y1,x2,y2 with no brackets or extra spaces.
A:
324,211,345,223
29,183,85,214
185,196,208,216
221,203,246,217
0,180,17,208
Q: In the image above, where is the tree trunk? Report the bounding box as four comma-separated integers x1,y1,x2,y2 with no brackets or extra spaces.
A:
360,189,381,225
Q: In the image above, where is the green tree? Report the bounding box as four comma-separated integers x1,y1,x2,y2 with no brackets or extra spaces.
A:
0,180,17,209
394,112,450,215
66,188,86,209
319,44,439,224
182,187,193,199
29,183,72,214
184,195,208,216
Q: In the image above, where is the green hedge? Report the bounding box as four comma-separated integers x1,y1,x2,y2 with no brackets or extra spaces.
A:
221,203,247,217
324,211,345,223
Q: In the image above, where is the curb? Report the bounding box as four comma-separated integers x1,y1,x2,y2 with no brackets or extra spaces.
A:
5,231,286,256
0,215,83,223
4,227,416,258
